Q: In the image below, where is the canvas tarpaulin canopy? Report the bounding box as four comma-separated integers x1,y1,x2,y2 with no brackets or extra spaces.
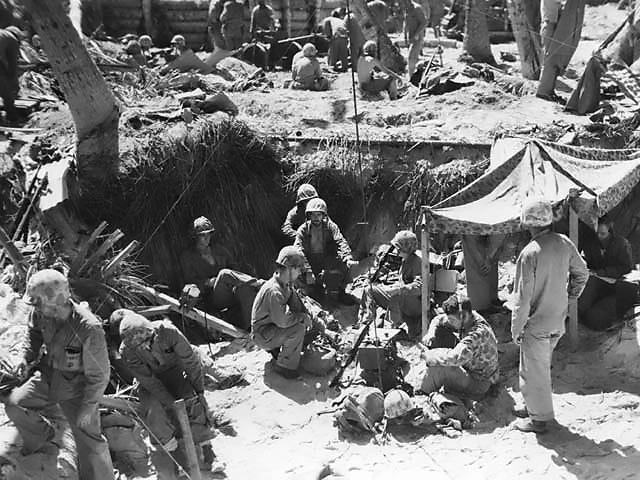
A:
426,138,640,234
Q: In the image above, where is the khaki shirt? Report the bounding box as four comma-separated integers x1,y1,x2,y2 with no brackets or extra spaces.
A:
512,231,588,338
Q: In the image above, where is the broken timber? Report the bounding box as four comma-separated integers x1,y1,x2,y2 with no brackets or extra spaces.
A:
140,285,248,339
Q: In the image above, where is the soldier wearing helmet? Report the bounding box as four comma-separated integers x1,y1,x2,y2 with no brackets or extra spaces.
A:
359,230,422,336
294,198,357,302
510,196,588,433
420,294,499,401
281,183,319,240
2,269,115,479
291,43,329,91
179,216,264,331
252,246,319,379
117,310,226,475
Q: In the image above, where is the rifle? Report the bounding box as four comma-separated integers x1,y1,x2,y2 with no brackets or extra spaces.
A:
329,314,375,388
329,245,402,388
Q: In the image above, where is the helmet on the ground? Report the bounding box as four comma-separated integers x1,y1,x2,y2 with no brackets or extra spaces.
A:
384,389,414,419
302,43,317,58
192,216,215,235
363,40,377,56
170,34,186,47
391,230,418,254
296,184,318,204
276,246,306,269
139,35,153,49
521,196,552,227
125,40,142,55
119,310,154,347
24,269,70,306
305,198,327,215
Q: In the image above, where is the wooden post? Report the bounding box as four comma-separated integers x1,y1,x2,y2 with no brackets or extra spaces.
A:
174,399,202,480
568,206,579,348
421,208,431,340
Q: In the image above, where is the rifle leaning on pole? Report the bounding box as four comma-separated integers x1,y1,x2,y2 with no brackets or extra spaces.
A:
329,246,402,388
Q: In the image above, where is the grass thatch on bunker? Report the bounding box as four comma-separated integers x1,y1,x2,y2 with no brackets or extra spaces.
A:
69,117,289,292
402,157,490,228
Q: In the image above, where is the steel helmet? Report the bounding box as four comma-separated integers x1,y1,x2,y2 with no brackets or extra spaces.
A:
276,246,306,268
363,40,377,56
305,198,327,215
119,310,154,347
139,35,153,49
170,34,186,47
384,389,414,419
296,183,318,204
24,269,70,306
521,196,552,227
391,230,418,254
302,43,317,58
125,39,142,55
192,216,215,235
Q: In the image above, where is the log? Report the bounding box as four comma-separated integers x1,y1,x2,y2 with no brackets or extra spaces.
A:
136,305,173,316
162,10,209,22
77,229,125,275
70,221,108,276
174,399,201,480
140,285,248,338
102,240,139,279
167,21,208,33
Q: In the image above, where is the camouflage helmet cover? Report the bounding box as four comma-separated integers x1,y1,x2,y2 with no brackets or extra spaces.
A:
25,269,70,306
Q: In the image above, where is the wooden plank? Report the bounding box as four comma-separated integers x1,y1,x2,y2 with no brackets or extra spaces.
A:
568,207,579,348
140,285,248,338
100,395,141,412
174,399,201,480
78,230,125,276
102,240,139,279
136,305,173,317
421,208,430,340
70,221,109,275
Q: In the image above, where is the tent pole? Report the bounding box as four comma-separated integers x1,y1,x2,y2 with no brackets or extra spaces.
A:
421,208,431,340
569,206,579,348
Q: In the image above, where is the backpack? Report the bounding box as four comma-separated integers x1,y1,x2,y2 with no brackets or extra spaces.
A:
334,386,384,435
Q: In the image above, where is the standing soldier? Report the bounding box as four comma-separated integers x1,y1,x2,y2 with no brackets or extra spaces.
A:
400,0,428,77
511,197,588,433
0,25,22,122
208,0,226,50
220,0,248,50
1,270,115,479
344,12,366,71
321,9,349,71
250,0,275,37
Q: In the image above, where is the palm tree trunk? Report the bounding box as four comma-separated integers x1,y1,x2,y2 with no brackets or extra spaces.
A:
463,0,495,64
507,0,542,79
601,6,640,66
20,0,120,183
351,0,407,73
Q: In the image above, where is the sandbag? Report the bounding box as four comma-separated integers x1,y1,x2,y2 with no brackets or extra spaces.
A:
102,412,152,476
301,343,336,376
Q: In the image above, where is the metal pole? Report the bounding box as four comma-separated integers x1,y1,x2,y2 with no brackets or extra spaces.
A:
174,399,202,480
421,208,431,339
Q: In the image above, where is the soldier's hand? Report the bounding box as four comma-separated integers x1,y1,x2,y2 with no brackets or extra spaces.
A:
512,333,523,345
14,360,32,382
346,259,359,269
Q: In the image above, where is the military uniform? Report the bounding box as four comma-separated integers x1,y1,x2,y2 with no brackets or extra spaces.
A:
5,301,114,480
